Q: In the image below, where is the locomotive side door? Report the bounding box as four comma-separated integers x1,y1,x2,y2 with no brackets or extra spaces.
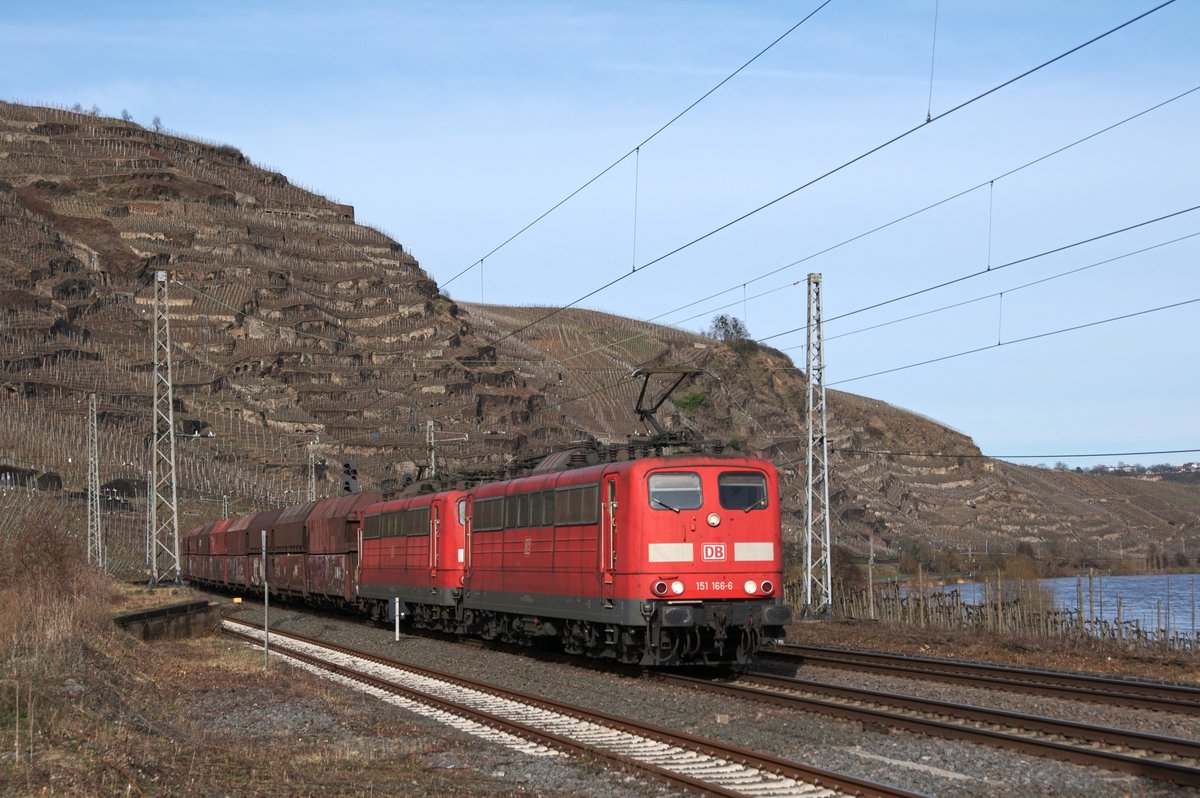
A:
600,477,618,606
462,497,473,589
429,503,440,591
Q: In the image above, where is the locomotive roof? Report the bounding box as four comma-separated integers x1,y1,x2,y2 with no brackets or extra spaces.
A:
470,452,775,497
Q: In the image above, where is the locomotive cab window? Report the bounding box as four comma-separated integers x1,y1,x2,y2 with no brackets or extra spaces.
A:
719,472,769,511
648,472,702,511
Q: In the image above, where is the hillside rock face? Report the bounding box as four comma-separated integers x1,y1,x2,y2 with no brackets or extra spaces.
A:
0,102,562,505
1,102,1195,573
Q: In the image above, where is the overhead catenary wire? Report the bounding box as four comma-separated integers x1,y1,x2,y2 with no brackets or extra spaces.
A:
759,203,1200,343
439,0,835,290
549,84,1200,364
830,447,1200,461
489,0,1180,347
828,295,1200,386
769,446,1200,472
790,230,1200,348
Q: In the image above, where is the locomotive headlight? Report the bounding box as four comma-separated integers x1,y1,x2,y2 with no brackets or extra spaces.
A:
670,580,685,595
760,580,774,595
744,580,758,594
706,512,720,527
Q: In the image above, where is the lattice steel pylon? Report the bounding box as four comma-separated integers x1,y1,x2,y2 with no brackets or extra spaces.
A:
149,271,181,586
87,392,103,569
803,273,832,615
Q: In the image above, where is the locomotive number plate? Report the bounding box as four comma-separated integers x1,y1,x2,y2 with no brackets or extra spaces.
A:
696,580,733,592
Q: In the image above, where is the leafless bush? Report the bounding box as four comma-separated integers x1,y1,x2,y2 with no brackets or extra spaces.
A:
0,518,115,675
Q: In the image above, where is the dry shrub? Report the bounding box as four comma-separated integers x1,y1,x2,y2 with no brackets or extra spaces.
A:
0,518,116,675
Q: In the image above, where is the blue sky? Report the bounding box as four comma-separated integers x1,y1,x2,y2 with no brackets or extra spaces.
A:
3,1,1197,467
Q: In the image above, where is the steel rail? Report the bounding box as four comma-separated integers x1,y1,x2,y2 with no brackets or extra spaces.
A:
663,671,1200,787
764,644,1200,715
222,616,924,798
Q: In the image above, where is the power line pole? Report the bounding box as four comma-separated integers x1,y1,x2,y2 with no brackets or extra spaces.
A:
804,273,832,615
149,271,181,586
427,420,468,480
427,420,437,479
307,449,316,501
87,392,103,569
145,468,152,568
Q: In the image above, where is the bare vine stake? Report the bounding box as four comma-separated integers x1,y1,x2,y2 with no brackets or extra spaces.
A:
1088,570,1095,629
1080,576,1089,638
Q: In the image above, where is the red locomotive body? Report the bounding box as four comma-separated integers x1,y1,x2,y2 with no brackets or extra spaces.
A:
358,489,468,626
452,454,787,664
183,452,790,665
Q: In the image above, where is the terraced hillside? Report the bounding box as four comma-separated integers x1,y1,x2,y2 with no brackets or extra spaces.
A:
0,102,562,571
1,101,1196,578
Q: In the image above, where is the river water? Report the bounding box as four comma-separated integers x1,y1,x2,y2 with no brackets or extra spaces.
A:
947,573,1200,636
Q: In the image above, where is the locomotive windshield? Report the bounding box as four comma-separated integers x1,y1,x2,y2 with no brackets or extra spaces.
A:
719,472,769,511
648,472,702,511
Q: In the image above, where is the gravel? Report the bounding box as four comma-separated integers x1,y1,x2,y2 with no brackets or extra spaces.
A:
219,598,1199,797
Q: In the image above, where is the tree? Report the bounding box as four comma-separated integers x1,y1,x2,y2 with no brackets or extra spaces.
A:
935,548,962,580
152,115,163,132
89,104,101,116
707,314,754,353
121,109,132,122
831,544,864,591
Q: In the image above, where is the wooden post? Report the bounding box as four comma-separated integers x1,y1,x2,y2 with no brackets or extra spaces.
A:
917,564,925,628
1087,570,1095,633
1166,574,1172,639
1076,576,1083,636
868,538,876,621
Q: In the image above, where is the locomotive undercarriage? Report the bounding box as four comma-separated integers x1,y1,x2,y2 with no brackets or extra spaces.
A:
379,597,782,666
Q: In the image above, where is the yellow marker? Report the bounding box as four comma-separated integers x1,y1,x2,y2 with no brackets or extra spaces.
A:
233,597,242,604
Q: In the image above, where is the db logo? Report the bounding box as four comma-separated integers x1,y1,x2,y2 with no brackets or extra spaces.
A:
702,543,726,562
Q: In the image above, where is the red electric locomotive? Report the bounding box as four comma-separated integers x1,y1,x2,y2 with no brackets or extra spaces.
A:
459,452,789,665
358,488,469,625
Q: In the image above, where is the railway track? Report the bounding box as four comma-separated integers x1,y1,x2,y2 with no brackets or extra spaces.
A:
763,644,1200,716
221,617,923,798
662,669,1200,787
